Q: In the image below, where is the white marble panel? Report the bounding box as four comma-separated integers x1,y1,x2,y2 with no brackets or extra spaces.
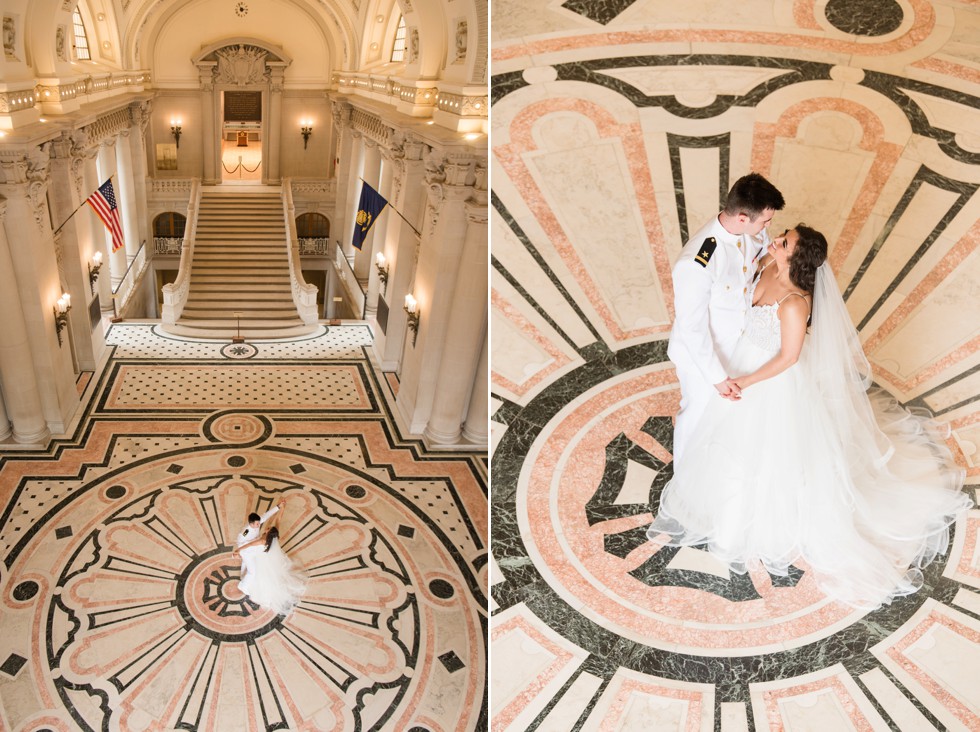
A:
614,458,659,505
582,667,713,732
492,207,597,349
871,251,980,378
872,600,980,732
922,369,980,412
490,418,507,459
750,664,888,732
902,89,980,141
666,546,731,580
951,588,980,617
847,184,962,326
526,122,670,333
904,623,980,715
952,426,980,469
680,146,722,242
720,702,749,732
537,671,604,731
491,604,589,731
614,0,776,27
769,138,872,249
596,66,793,98
490,306,555,388
943,509,980,590
491,0,587,43
859,668,935,732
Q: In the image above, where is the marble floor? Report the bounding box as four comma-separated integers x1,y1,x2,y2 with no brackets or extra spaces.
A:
0,324,488,731
490,0,980,730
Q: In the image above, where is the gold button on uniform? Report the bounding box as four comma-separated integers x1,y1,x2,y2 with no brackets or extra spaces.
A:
737,242,742,249
743,266,747,273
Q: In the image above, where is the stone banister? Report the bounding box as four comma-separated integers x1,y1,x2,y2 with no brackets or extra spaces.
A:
161,178,201,325
283,179,319,325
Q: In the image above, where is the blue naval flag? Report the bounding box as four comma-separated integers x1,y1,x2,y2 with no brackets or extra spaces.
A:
352,181,388,250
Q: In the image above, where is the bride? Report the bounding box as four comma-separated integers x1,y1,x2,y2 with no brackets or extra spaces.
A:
648,224,972,609
233,517,307,615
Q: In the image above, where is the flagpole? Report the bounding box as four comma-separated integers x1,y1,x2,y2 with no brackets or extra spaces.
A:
51,174,116,238
358,177,421,238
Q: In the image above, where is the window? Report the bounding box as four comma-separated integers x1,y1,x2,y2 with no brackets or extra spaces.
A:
153,213,187,238
72,9,90,61
296,213,330,238
390,16,406,63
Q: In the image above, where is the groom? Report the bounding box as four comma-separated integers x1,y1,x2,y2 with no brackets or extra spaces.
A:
668,173,785,465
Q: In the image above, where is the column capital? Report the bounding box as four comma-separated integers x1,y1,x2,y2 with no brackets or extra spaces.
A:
464,201,488,225
331,99,353,129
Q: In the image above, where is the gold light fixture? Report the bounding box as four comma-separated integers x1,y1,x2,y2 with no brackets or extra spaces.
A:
53,293,72,345
170,117,182,148
403,293,419,346
375,252,389,294
300,119,313,150
88,251,103,294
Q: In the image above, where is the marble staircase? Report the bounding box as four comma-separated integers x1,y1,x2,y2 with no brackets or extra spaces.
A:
170,186,317,339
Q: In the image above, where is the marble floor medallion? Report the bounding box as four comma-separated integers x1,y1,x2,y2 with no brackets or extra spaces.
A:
0,325,487,732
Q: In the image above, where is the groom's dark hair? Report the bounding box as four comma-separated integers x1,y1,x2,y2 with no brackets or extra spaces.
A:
724,173,785,219
248,512,261,524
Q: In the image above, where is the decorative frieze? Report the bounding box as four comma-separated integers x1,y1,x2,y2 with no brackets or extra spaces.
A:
150,179,194,194
0,89,37,114
291,179,336,196
333,73,486,120
34,72,148,106
436,91,487,117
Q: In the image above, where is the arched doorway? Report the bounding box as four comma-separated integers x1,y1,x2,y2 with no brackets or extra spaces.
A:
192,39,292,185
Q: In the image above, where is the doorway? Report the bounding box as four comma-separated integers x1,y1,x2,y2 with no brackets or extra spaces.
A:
221,90,263,184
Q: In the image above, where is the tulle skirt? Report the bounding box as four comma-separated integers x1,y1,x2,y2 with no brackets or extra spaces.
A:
238,539,307,615
649,334,971,609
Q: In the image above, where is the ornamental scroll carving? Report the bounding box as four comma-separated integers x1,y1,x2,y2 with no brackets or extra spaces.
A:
215,45,268,86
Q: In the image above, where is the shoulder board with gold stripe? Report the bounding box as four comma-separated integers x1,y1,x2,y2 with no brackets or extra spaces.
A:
694,237,717,268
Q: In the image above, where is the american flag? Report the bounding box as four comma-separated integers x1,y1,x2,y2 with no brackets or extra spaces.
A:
86,179,125,253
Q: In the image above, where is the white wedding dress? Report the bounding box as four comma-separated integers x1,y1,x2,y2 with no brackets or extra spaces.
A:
238,538,307,615
649,265,971,609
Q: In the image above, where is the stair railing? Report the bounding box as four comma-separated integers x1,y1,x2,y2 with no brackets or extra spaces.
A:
161,178,201,325
282,179,319,325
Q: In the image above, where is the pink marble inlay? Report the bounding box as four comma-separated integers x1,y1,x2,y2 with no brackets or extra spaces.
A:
493,1,937,62
490,287,574,398
598,676,705,731
886,608,980,729
750,97,901,277
953,514,979,580
491,613,579,732
760,675,875,731
495,97,674,343
522,368,858,653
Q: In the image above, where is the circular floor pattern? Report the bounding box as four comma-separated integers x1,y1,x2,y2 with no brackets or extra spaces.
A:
492,348,973,711
220,342,259,359
6,414,484,731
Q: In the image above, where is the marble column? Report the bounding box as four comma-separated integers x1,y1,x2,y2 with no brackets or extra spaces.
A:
129,102,152,248
267,63,287,184
331,100,354,255
75,140,113,315
198,63,218,184
462,336,488,444
115,129,141,262
358,140,385,312
375,139,426,371
423,198,488,444
97,140,127,291
0,379,11,442
365,145,396,320
395,151,476,437
0,150,79,436
48,135,101,370
0,198,48,443
343,132,365,259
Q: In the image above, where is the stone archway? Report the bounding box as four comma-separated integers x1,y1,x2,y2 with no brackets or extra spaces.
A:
193,39,292,185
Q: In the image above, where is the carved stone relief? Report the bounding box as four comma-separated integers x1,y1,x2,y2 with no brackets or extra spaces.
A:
215,45,268,86
454,20,467,64
56,26,67,61
409,28,419,63
3,16,16,60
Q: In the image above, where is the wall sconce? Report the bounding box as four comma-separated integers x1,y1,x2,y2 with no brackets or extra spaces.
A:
88,251,103,294
53,293,71,346
300,119,313,149
375,252,389,294
170,117,182,148
403,293,419,347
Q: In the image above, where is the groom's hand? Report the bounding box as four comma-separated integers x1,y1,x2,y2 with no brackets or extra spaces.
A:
714,378,742,401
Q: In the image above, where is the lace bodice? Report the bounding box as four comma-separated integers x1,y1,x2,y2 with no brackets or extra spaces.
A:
743,303,782,352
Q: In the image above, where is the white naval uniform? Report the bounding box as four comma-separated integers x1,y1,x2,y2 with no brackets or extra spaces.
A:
667,216,769,464
236,505,280,586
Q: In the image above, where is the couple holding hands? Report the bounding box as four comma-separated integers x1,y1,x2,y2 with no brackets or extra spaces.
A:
651,173,971,609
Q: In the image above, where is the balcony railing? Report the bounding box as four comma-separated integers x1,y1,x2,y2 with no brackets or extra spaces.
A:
298,237,330,256
154,237,183,255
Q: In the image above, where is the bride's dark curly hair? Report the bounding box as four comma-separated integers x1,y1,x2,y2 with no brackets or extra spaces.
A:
263,526,279,552
789,224,828,293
